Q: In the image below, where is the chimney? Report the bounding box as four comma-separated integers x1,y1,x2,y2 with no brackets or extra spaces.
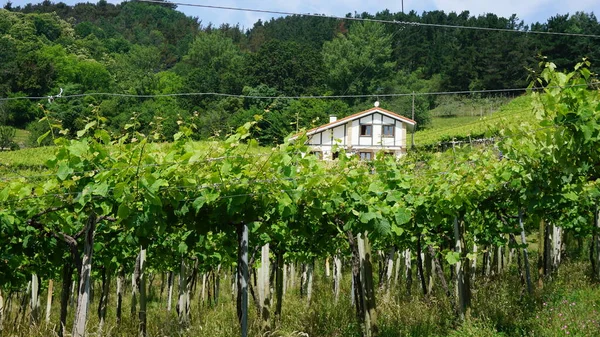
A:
329,115,337,123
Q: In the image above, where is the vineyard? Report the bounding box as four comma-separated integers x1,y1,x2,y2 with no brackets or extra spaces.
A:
1,63,600,337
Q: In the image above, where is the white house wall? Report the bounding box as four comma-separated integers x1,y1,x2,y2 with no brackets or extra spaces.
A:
333,125,345,144
304,109,413,159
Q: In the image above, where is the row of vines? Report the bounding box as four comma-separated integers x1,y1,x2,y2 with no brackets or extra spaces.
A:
1,61,600,337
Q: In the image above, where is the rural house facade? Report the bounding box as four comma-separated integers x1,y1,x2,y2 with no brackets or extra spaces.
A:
296,106,416,160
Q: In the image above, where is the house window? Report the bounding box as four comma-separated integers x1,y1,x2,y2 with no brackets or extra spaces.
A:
359,152,372,161
382,125,395,137
360,125,372,136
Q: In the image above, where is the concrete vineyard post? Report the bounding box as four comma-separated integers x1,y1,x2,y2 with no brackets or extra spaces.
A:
257,243,270,329
275,251,284,318
45,279,53,324
404,249,412,296
334,255,342,303
30,273,40,325
167,271,174,311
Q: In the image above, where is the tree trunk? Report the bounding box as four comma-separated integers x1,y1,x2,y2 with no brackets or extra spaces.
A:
0,289,4,332
131,253,141,317
453,217,470,320
471,237,478,282
518,211,533,294
236,223,249,337
358,233,377,336
72,215,97,337
97,268,110,332
416,237,427,296
30,274,40,325
428,246,450,297
177,258,190,327
593,207,600,281
289,263,295,291
425,246,434,294
59,262,73,337
116,266,124,324
213,265,221,305
275,250,284,318
348,232,363,321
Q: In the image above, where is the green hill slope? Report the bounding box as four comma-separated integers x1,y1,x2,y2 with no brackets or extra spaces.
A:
413,95,535,148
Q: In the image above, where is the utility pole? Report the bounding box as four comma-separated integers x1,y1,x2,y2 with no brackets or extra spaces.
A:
402,0,404,13
411,91,415,149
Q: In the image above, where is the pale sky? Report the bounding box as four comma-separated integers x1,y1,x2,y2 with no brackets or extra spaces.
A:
4,0,599,30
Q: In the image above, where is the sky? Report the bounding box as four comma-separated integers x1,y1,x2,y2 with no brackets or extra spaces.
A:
4,0,600,30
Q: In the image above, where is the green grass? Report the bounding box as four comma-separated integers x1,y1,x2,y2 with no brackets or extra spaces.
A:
3,255,600,337
413,95,536,147
13,128,29,146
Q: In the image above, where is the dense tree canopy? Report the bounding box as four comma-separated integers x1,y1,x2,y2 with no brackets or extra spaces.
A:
1,2,599,145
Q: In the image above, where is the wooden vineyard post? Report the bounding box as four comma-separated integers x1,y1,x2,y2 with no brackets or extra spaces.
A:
139,246,147,337
236,223,249,337
325,257,331,278
518,211,533,294
72,215,97,337
45,279,53,324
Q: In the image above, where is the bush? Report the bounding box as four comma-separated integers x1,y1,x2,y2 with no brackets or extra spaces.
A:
0,125,17,150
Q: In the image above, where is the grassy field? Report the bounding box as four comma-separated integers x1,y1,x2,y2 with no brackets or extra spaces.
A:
2,255,599,337
413,95,535,147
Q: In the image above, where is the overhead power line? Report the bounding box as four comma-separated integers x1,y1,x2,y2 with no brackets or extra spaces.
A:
138,0,600,39
2,84,591,103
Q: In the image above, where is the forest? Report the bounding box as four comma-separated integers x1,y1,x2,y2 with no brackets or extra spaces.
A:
1,0,599,146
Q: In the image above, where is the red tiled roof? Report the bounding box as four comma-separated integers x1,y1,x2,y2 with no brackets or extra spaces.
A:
294,107,416,138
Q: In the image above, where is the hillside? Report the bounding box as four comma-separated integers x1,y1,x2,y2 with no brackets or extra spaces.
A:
413,95,535,148
0,2,599,148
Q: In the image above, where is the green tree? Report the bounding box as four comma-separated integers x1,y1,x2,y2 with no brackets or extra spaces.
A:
322,22,396,97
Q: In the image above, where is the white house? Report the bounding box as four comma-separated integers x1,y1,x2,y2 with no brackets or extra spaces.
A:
294,106,416,160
